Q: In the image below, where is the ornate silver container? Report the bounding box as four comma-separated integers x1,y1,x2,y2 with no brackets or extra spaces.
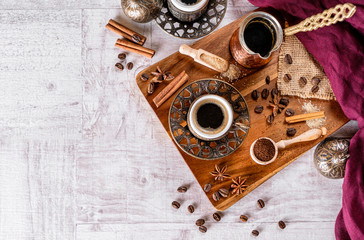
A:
167,0,209,22
121,0,163,23
314,138,350,179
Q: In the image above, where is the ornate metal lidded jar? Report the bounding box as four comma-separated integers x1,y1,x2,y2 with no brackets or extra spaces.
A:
167,0,209,22
314,138,350,179
121,0,163,23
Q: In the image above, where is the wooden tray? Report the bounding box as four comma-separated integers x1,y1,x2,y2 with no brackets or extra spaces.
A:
135,16,348,211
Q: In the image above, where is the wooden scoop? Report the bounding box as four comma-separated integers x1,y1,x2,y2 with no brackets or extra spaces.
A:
179,44,229,73
250,127,327,165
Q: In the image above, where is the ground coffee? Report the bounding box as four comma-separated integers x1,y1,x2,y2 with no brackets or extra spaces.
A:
253,139,276,161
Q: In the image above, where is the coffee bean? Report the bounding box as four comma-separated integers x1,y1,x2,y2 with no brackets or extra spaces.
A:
287,128,297,137
141,73,149,81
278,220,286,229
299,76,307,86
252,230,259,237
177,186,187,193
196,219,205,226
172,201,180,209
279,97,289,106
204,183,212,193
265,75,270,85
218,188,229,198
199,226,207,233
127,62,133,70
118,53,126,60
261,88,269,99
132,34,141,43
267,115,274,124
311,85,319,93
212,192,220,201
251,90,259,100
187,205,194,213
257,199,265,208
254,105,264,114
285,54,293,64
213,212,221,222
312,77,321,86
283,73,292,82
271,88,278,98
285,108,294,116
115,63,124,71
147,82,154,95
240,215,248,222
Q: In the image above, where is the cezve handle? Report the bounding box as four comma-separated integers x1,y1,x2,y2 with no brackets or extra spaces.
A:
276,127,327,149
285,3,356,36
179,44,229,72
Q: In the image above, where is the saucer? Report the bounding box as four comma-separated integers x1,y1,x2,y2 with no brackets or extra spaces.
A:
154,0,227,39
168,79,250,160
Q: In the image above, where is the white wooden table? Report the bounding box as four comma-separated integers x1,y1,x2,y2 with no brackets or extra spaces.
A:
0,0,359,239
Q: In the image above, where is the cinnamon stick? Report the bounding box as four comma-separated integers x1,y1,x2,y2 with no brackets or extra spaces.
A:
106,24,135,43
115,42,155,58
286,111,325,123
108,19,146,45
116,39,155,56
153,71,189,108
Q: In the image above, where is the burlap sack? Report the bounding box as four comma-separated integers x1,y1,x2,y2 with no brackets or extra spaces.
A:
278,35,335,100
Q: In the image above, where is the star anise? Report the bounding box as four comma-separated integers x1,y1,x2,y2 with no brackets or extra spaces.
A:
267,90,286,117
151,66,174,83
231,176,248,195
210,164,231,181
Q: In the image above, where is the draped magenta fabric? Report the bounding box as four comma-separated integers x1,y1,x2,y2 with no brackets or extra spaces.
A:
247,0,364,239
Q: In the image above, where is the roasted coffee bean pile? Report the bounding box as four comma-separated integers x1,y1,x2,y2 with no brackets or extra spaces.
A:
311,77,321,93
284,54,322,94
250,77,301,138
115,52,133,71
172,183,288,236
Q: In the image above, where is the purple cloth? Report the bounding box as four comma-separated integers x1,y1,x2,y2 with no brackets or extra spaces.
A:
247,0,364,239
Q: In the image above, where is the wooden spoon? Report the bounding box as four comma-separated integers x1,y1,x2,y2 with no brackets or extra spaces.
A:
250,127,327,165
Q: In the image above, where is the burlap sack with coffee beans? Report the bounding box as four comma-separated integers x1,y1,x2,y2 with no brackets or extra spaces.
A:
278,35,335,100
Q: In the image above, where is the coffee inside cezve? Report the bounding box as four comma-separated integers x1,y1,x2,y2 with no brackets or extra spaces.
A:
244,19,274,57
197,103,224,129
253,138,276,161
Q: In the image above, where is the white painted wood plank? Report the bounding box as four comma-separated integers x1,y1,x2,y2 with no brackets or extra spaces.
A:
0,140,76,240
0,10,82,139
0,0,120,10
77,222,336,240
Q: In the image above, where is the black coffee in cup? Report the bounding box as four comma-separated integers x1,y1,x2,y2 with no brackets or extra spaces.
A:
243,18,276,57
196,103,224,129
187,95,233,141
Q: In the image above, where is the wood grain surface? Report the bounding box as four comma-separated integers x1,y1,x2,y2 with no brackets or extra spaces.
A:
135,14,349,211
0,1,359,239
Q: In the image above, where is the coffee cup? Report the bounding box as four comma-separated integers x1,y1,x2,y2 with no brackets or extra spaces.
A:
187,94,234,141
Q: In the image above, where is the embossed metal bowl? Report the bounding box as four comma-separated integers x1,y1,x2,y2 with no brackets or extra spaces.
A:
121,0,163,23
168,79,250,160
314,138,350,179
